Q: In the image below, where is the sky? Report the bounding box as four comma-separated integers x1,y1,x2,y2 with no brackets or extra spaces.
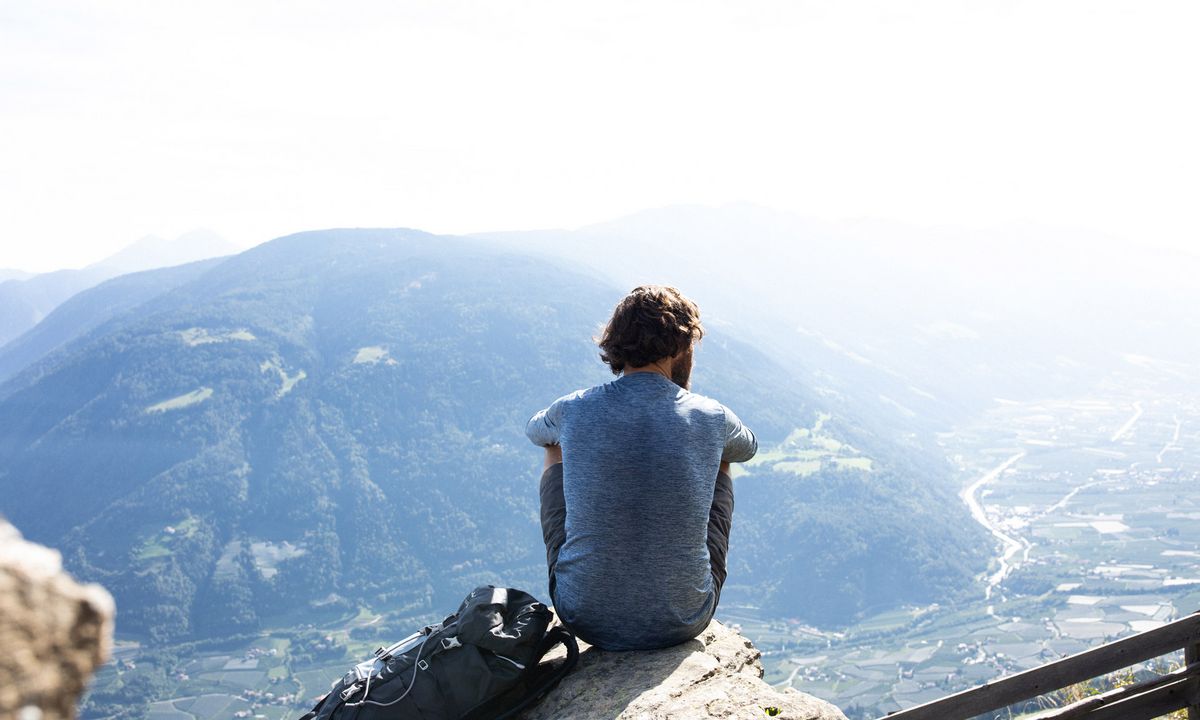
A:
1,0,1197,272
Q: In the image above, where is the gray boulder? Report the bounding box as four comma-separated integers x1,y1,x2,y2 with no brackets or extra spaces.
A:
0,519,115,720
520,618,847,720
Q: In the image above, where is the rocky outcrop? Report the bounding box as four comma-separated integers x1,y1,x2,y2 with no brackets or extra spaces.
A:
0,518,115,720
520,619,847,720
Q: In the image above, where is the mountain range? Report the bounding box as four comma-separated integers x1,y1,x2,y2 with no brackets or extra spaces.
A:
479,205,1200,434
0,229,237,348
0,269,32,283
0,226,987,642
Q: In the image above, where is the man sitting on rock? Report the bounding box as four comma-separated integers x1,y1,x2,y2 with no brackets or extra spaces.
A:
525,285,758,651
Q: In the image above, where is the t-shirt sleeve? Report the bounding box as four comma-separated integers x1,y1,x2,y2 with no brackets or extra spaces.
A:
720,405,758,463
525,393,572,447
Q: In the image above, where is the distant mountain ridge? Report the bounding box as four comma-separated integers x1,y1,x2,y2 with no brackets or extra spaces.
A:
0,258,227,385
0,227,986,643
90,229,234,275
0,268,32,283
476,204,1200,435
0,229,237,349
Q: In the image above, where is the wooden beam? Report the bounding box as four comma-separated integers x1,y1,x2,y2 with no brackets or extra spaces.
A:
1186,636,1200,720
1030,662,1200,719
881,612,1200,720
1075,675,1200,720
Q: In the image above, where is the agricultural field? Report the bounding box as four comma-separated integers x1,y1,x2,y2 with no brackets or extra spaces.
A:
81,604,445,719
81,361,1199,720
748,362,1200,719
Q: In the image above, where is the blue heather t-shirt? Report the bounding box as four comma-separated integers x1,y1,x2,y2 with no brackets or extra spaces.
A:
525,371,757,650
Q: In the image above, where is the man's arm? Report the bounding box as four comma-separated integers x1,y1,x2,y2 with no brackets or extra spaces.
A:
721,405,757,463
525,395,567,448
543,444,563,470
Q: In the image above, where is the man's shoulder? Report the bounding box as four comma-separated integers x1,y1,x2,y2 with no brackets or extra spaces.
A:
553,383,604,406
679,387,732,417
541,383,609,417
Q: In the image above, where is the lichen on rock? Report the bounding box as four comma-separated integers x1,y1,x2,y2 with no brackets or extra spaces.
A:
518,618,847,720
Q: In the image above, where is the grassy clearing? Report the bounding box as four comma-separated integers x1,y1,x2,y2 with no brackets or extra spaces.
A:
353,345,393,364
146,703,191,720
145,387,213,414
833,457,873,471
744,413,873,479
179,327,256,346
260,357,307,397
774,460,822,476
136,541,171,561
133,514,203,565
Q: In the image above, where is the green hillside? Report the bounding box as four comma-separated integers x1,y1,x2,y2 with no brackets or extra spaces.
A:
0,228,986,643
0,258,225,384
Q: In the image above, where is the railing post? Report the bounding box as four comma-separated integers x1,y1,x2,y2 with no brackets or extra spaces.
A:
1188,640,1200,720
877,612,1200,720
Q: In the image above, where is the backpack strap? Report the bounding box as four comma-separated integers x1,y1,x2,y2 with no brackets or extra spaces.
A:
458,624,579,720
487,625,580,720
295,693,326,720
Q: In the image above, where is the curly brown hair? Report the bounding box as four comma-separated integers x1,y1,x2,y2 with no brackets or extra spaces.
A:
596,285,704,374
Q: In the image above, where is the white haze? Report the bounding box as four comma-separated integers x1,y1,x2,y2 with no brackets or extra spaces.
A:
1,0,1197,274
478,204,1200,434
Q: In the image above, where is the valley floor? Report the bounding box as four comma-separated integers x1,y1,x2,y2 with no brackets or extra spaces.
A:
79,360,1200,720
743,360,1200,719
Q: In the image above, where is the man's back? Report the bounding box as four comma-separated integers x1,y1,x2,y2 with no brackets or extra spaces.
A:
526,371,756,650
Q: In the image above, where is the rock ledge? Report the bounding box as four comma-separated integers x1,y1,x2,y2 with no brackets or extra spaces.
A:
519,618,847,720
0,519,115,720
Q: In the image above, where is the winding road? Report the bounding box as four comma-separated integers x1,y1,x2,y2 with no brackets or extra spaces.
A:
1110,401,1144,442
1157,415,1182,464
960,452,1027,601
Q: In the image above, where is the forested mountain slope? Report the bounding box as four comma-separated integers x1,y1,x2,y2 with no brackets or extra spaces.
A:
0,230,235,349
0,228,986,641
0,258,226,384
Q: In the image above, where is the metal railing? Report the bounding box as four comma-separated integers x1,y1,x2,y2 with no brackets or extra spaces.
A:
880,611,1200,720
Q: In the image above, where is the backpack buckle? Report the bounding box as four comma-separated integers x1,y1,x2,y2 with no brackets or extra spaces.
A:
340,681,362,701
417,659,429,671
440,636,462,650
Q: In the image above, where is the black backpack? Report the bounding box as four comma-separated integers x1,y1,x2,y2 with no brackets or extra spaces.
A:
298,586,578,720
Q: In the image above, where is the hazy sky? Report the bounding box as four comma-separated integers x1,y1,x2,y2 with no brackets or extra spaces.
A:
2,0,1197,272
